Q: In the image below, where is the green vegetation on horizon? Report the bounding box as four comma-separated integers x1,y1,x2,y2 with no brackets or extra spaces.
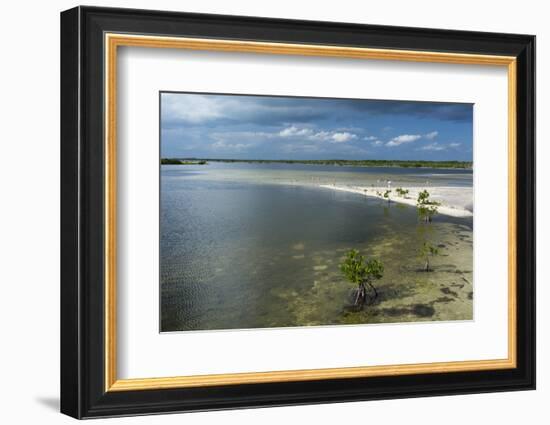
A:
161,159,207,165
161,158,472,169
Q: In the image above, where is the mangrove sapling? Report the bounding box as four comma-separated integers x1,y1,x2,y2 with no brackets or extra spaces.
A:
395,187,409,197
417,189,430,204
416,189,440,223
418,241,439,272
383,189,392,203
340,250,384,308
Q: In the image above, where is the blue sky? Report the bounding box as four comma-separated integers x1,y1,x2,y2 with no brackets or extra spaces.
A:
161,92,473,161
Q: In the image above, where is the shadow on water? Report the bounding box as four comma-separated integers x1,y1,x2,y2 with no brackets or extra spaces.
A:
378,304,436,318
434,296,455,304
440,287,459,297
343,282,419,313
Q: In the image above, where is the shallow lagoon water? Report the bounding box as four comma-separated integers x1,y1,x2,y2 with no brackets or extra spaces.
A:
161,163,473,332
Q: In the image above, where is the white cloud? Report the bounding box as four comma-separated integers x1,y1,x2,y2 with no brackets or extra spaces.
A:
278,126,357,143
206,124,363,155
279,126,314,138
162,93,224,124
363,136,377,141
164,93,304,125
419,143,446,151
308,131,329,141
417,142,463,151
371,140,383,147
386,134,422,147
211,140,250,151
330,132,357,143
385,131,438,147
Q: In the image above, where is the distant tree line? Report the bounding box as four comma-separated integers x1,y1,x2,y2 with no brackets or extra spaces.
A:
161,158,472,169
161,158,207,165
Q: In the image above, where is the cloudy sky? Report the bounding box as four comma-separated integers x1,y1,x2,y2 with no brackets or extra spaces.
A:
160,92,473,161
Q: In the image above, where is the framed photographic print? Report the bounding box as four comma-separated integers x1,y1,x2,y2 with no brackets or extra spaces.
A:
60,6,535,419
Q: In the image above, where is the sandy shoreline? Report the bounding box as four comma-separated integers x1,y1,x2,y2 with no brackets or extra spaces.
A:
319,184,473,218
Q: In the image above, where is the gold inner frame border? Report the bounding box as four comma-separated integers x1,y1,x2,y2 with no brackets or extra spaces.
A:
104,33,517,392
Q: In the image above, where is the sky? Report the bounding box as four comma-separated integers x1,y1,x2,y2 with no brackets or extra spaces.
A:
160,92,473,161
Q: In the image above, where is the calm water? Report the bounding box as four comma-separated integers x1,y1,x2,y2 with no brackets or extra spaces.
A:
161,163,473,332
161,162,472,188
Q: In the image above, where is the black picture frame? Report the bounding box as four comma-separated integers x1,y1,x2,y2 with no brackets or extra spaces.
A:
61,5,535,419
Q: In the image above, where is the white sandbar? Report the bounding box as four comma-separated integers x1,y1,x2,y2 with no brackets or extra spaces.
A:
319,184,473,218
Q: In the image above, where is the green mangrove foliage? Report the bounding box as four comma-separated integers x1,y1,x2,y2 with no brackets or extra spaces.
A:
418,241,439,272
395,187,409,197
340,249,384,308
383,189,392,202
416,189,440,223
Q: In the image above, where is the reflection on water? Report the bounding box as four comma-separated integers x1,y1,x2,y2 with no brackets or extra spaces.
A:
161,163,473,332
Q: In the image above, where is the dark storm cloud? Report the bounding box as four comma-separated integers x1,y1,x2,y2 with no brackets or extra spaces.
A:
342,99,473,122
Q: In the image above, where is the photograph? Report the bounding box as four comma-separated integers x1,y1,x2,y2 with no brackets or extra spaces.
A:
160,92,474,332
